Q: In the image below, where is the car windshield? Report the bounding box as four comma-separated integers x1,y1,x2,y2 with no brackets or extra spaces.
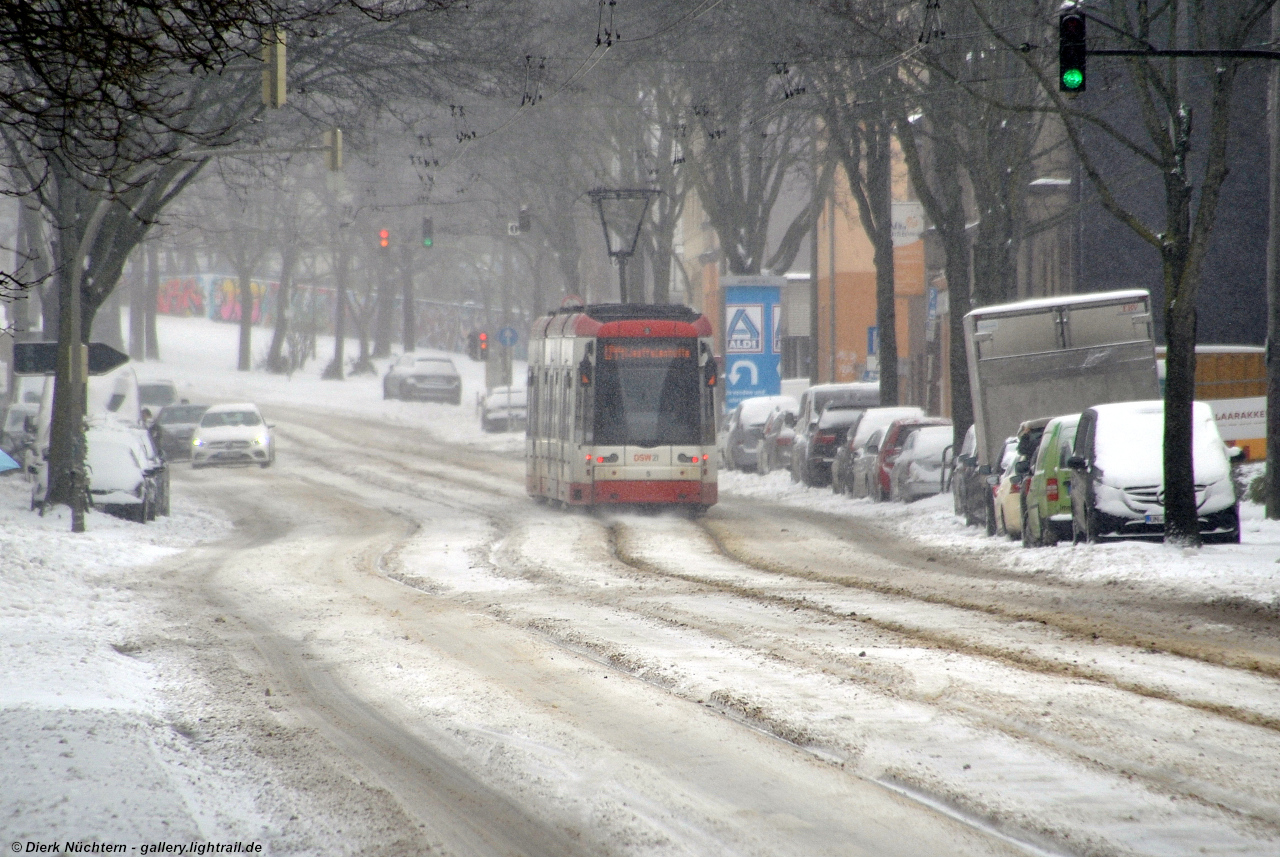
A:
138,384,176,407
157,405,207,425
999,438,1018,470
593,337,701,447
818,407,863,428
411,359,455,373
201,410,262,428
487,389,527,406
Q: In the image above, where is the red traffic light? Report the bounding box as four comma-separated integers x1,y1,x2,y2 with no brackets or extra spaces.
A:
379,228,390,248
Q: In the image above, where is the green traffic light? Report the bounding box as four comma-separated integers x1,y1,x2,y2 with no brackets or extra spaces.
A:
1062,68,1084,90
422,237,432,247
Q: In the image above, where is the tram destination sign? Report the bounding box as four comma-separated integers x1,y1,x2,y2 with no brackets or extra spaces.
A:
13,341,130,376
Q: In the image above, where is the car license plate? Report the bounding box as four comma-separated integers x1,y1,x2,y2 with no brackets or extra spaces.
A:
1145,514,1163,524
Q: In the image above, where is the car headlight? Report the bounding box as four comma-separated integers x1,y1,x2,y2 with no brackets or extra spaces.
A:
254,435,268,445
192,438,204,447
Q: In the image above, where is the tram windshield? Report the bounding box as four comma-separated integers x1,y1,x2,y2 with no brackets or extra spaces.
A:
594,338,702,447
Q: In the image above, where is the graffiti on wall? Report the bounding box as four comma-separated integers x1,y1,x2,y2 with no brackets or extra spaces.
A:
156,277,206,317
212,276,272,324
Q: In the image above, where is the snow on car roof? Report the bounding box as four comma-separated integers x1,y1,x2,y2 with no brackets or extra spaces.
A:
739,395,797,425
909,424,955,457
1090,400,1227,485
205,402,260,412
849,407,926,448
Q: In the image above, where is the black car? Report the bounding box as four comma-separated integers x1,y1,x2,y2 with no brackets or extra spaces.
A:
789,383,880,484
383,355,463,403
150,403,209,460
793,403,865,487
722,395,796,472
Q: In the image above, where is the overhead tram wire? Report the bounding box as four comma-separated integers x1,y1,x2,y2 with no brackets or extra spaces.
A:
423,42,615,196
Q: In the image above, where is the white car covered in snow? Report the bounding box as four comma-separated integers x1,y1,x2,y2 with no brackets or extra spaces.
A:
85,422,169,522
888,423,954,502
1067,400,1240,543
191,403,275,469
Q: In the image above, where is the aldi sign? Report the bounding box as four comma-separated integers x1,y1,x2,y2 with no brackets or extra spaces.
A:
726,304,764,353
722,278,783,409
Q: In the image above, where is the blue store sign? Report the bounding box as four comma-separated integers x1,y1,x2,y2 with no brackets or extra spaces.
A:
723,278,783,409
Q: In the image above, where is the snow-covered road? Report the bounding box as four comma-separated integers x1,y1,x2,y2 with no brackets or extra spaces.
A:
4,315,1280,856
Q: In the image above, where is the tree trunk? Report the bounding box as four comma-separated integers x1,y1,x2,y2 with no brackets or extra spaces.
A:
373,257,394,358
266,241,297,373
45,163,87,527
1163,282,1200,545
867,127,898,406
323,243,348,380
129,252,145,360
145,242,160,360
237,271,254,371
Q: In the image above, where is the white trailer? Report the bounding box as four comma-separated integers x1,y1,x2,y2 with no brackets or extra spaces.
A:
964,289,1160,470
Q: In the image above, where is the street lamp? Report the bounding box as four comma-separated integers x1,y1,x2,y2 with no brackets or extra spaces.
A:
587,187,661,304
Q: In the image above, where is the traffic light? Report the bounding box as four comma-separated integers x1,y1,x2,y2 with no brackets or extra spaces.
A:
478,330,489,361
1059,8,1086,94
379,228,389,248
422,216,434,248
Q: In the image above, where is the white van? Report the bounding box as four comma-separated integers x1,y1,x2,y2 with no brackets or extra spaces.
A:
1068,400,1239,543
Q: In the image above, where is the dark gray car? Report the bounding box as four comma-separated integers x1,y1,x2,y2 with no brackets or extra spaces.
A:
150,403,209,460
383,355,463,403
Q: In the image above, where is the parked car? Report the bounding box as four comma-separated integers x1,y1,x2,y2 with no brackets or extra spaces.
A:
1,401,38,460
889,423,955,501
2,376,46,460
1021,414,1081,546
481,386,528,433
137,379,178,411
790,383,880,484
722,395,796,472
794,403,866,487
950,424,994,531
383,354,462,403
833,406,925,495
1068,400,1240,543
865,417,952,501
758,402,800,474
994,417,1052,539
191,403,275,469
84,422,168,522
150,403,209,460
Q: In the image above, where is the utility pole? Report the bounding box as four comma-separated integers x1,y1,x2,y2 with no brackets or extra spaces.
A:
1267,3,1280,517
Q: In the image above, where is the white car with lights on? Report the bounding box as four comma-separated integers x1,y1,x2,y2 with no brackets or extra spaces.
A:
191,403,275,469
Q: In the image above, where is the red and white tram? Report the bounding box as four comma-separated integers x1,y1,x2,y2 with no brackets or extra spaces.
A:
526,303,718,511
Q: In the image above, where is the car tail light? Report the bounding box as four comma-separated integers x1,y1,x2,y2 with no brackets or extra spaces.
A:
1046,477,1058,502
816,431,836,445
778,437,792,447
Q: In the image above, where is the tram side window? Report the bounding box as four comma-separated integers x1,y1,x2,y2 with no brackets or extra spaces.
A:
560,370,572,441
701,361,717,445
541,369,552,440
526,367,538,438
550,370,561,441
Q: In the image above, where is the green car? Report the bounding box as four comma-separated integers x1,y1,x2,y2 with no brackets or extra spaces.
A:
1022,414,1080,547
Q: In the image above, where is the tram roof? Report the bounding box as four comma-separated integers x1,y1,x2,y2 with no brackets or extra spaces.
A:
555,303,702,323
